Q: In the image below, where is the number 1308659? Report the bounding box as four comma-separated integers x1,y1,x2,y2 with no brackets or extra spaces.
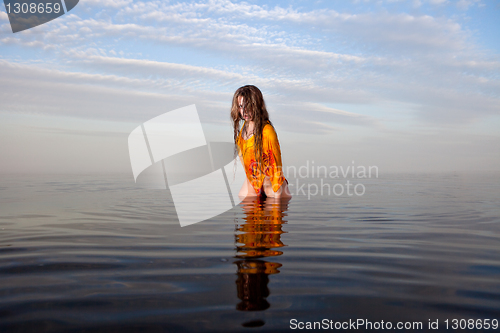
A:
5,2,62,14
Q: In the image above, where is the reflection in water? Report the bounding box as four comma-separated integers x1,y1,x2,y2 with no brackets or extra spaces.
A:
234,196,290,315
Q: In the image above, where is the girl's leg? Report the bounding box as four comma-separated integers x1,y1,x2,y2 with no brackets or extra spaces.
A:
262,177,292,199
239,177,258,199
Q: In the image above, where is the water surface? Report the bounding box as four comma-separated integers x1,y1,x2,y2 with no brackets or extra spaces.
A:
1,173,500,332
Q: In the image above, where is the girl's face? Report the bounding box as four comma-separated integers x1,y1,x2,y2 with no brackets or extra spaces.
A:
238,96,252,121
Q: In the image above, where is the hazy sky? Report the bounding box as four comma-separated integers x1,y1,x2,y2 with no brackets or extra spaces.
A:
0,0,499,174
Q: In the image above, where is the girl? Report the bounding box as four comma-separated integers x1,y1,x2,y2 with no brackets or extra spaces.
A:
230,85,291,199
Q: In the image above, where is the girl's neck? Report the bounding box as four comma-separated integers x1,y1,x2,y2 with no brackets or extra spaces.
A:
246,120,255,131
244,120,255,139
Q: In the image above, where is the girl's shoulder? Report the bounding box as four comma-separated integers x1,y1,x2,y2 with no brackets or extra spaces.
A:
262,123,275,132
263,122,275,133
262,123,278,140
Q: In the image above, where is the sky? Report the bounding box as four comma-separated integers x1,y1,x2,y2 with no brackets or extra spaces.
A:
0,0,499,174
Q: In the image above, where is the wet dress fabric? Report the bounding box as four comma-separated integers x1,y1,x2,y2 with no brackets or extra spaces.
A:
237,122,286,195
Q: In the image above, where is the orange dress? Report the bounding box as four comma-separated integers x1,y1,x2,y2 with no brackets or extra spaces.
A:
237,122,286,194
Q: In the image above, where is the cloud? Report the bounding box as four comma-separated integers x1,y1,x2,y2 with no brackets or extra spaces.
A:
124,0,468,55
67,52,251,83
0,60,190,121
1,0,499,129
0,2,476,64
0,59,377,135
428,0,447,5
82,0,133,9
456,0,482,10
0,10,8,21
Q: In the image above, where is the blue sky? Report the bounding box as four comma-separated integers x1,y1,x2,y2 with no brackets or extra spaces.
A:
0,0,499,173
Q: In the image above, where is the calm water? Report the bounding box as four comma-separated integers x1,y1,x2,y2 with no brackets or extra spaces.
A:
1,173,500,332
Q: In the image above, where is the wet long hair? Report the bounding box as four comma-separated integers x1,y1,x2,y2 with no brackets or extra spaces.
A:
230,85,274,170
